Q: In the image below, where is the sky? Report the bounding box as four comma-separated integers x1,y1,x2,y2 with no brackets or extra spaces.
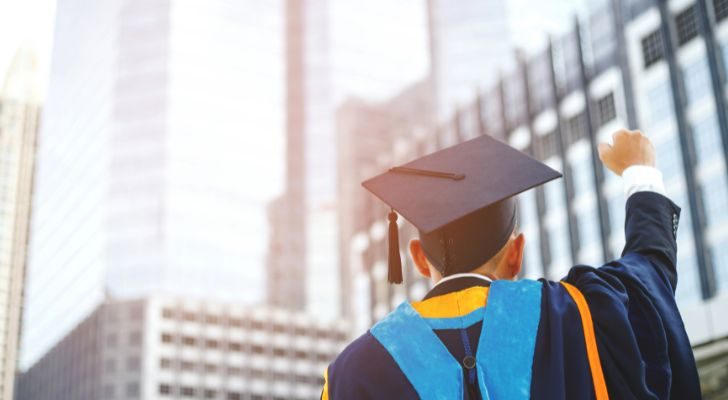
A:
0,0,55,92
0,0,586,101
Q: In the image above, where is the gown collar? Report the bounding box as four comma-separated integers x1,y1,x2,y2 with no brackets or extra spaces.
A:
423,273,492,300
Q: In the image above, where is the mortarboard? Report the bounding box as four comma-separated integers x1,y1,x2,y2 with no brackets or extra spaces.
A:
362,134,562,283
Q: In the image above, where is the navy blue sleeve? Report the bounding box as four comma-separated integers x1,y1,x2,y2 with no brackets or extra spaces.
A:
325,331,418,400
621,191,680,291
561,192,700,399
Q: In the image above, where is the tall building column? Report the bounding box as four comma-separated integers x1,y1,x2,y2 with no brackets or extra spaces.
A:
656,0,715,299
695,0,728,183
548,38,580,266
574,18,613,261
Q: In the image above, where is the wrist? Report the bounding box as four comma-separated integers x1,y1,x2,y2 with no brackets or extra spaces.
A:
623,165,665,197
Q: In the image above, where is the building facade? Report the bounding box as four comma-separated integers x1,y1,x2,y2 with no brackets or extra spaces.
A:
344,0,728,395
267,0,308,313
427,0,514,122
0,49,41,400
23,0,285,369
336,79,434,327
268,0,341,320
16,295,347,400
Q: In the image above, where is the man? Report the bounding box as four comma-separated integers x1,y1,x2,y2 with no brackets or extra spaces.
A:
322,130,701,399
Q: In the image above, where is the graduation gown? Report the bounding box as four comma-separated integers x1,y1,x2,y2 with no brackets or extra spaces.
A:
322,191,701,399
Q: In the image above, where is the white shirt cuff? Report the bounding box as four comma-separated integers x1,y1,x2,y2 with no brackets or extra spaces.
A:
622,165,665,198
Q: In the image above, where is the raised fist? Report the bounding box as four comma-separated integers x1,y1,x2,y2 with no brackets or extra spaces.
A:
598,129,656,176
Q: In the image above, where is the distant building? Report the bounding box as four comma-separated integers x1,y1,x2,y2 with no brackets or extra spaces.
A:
0,49,40,400
268,0,340,319
267,0,308,312
22,0,285,369
336,79,434,328
16,295,348,400
342,0,728,395
427,0,514,121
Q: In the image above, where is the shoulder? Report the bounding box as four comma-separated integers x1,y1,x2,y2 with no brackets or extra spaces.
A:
326,331,417,399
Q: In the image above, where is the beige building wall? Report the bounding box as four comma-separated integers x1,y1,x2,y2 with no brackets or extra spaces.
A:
0,49,40,400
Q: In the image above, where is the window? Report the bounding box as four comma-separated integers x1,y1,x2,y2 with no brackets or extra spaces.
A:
227,366,243,375
129,304,144,321
205,339,220,349
159,384,172,395
565,112,587,145
104,384,115,398
228,393,242,400
181,360,196,371
228,341,242,352
182,311,197,322
533,131,559,160
715,0,728,22
162,308,175,319
107,333,118,348
655,137,684,181
701,175,728,226
204,389,218,398
641,30,664,68
571,158,595,194
712,241,728,292
684,58,712,105
126,382,140,397
129,331,142,346
204,363,218,373
596,92,616,126
646,82,674,126
181,335,196,346
161,333,174,344
181,387,196,397
160,358,172,369
126,356,141,371
676,253,701,304
105,358,117,373
206,314,220,325
576,208,601,253
693,114,723,162
676,5,699,46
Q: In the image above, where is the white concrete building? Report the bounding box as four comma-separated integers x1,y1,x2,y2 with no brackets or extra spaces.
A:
16,295,348,400
0,49,41,400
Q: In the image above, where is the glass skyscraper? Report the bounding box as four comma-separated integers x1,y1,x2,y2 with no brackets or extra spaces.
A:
22,0,285,369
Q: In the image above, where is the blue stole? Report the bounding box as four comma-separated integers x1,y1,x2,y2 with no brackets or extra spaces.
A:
370,280,542,400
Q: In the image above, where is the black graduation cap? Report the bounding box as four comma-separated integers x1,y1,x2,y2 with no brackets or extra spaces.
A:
362,134,562,284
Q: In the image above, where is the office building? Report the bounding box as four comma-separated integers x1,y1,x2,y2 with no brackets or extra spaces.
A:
0,49,41,400
427,0,514,122
342,0,728,395
268,0,341,320
336,79,434,327
16,295,348,400
267,0,308,313
22,0,285,369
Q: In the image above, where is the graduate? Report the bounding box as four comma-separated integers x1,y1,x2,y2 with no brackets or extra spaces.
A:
321,130,701,399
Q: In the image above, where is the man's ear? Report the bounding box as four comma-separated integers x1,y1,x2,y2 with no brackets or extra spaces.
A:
409,239,431,278
505,233,525,279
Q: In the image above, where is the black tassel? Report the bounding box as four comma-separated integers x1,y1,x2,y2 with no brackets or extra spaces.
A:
387,209,403,284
